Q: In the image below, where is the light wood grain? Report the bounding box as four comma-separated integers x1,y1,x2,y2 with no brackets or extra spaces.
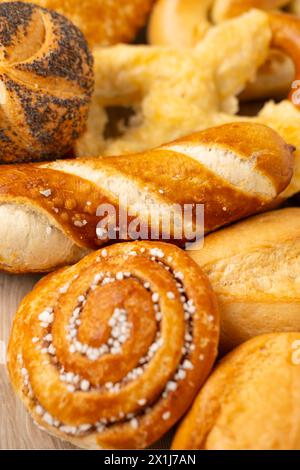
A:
0,272,76,450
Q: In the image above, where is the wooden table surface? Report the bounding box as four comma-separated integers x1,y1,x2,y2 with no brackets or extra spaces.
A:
0,272,76,450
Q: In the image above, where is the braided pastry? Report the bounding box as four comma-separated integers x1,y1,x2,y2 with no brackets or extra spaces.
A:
7,241,219,449
0,122,293,273
148,0,296,100
1,0,155,47
77,10,300,199
190,208,300,353
172,333,300,450
0,2,94,163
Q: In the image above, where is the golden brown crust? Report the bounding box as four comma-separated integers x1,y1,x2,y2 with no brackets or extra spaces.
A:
0,2,94,163
0,122,293,273
2,0,155,47
148,1,298,101
269,12,300,106
213,0,290,21
172,333,300,450
7,241,219,449
189,208,300,352
79,10,300,167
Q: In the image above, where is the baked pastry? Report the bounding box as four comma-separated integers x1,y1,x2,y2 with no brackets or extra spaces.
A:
76,11,300,200
1,0,155,47
148,0,295,101
189,208,300,352
0,122,293,273
0,2,94,163
290,0,300,15
7,241,219,449
213,0,291,21
76,10,272,158
148,0,290,47
172,333,300,450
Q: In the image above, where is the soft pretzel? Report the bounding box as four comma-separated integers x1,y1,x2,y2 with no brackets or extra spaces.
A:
7,241,219,450
77,10,300,199
148,0,296,101
172,333,300,450
189,208,300,353
1,0,155,47
0,2,94,163
0,122,293,273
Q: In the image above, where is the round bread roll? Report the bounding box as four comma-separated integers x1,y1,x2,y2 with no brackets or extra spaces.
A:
189,208,300,353
172,333,300,450
2,0,155,47
0,2,94,163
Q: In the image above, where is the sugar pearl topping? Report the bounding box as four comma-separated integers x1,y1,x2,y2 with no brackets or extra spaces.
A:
18,244,216,438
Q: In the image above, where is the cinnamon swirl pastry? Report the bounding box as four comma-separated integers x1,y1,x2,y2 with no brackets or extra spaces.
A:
0,2,94,163
7,242,219,449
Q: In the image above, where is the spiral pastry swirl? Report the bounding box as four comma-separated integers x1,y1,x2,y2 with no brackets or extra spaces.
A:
0,2,94,162
8,242,219,449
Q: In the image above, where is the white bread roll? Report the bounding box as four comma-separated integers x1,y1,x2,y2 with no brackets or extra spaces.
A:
189,208,300,352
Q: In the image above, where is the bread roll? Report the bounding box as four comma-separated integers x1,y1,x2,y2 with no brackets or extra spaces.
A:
0,2,94,163
2,0,155,47
172,333,300,450
189,208,300,352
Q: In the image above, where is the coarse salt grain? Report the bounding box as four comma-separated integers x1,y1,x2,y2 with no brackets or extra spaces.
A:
162,411,171,420
48,344,56,355
35,405,44,416
38,310,54,324
167,292,175,300
43,413,54,426
150,248,165,258
176,370,186,380
59,283,70,294
130,418,139,429
129,251,137,256
174,272,184,281
183,360,193,370
40,189,51,198
166,381,177,392
80,379,90,392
